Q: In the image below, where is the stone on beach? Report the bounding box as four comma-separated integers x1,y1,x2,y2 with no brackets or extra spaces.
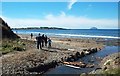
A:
86,64,94,68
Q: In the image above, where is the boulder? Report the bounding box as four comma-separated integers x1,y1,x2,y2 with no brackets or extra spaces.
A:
75,52,81,58
80,51,85,57
91,48,97,53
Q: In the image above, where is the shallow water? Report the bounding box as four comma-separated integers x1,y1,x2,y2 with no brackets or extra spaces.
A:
45,46,119,74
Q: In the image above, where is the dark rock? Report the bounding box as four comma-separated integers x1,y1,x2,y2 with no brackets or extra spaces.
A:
115,57,120,59
75,52,81,58
95,68,102,71
67,39,71,41
83,49,87,51
80,51,85,57
66,56,72,62
13,46,25,51
0,17,20,39
103,66,107,70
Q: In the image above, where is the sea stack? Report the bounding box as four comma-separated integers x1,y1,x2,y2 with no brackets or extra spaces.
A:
90,27,98,30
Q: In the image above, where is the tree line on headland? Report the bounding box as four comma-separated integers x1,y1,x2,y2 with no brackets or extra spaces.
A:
12,27,67,30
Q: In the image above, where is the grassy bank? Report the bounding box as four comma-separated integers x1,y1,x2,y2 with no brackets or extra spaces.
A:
102,68,120,75
1,39,26,54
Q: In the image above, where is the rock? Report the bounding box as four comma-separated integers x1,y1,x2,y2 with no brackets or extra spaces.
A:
61,57,64,62
88,60,94,63
86,64,94,68
104,59,111,65
115,57,119,59
80,63,86,68
13,46,25,51
67,39,71,41
80,73,87,76
80,51,85,57
103,66,107,70
95,67,102,70
66,56,72,62
68,49,74,51
114,61,120,65
91,48,97,53
83,49,87,51
75,52,81,58
84,51,91,55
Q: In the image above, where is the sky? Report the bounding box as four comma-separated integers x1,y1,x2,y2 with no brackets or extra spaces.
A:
1,1,118,29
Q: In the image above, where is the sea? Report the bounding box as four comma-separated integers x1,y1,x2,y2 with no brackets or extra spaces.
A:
12,29,120,39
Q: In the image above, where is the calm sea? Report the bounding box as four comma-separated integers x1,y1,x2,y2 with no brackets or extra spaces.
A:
12,29,120,39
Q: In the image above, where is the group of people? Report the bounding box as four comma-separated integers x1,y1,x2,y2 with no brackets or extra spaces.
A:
30,33,52,49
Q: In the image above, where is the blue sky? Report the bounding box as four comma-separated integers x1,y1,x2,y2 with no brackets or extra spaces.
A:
1,2,118,29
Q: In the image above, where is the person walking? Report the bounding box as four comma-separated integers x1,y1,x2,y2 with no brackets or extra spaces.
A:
48,38,52,48
36,33,42,49
44,35,48,47
41,34,45,47
30,33,33,39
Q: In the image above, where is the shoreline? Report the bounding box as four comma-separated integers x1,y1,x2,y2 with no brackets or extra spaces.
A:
17,34,104,49
13,28,120,39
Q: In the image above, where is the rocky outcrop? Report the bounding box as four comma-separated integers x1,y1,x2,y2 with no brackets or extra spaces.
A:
0,17,20,39
89,52,120,74
62,48,98,62
62,48,99,68
26,60,58,74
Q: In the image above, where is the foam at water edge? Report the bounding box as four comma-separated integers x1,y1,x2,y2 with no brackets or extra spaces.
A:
13,31,120,39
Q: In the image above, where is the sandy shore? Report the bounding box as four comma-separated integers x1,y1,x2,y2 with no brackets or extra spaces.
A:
18,34,104,49
2,34,104,74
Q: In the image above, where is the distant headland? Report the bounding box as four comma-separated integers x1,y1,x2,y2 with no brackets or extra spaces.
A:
12,27,67,30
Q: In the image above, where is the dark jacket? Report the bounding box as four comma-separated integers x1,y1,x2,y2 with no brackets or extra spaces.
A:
36,36,42,42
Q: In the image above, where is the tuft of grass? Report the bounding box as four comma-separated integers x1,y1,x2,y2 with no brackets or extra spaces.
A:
0,39,26,54
102,68,120,75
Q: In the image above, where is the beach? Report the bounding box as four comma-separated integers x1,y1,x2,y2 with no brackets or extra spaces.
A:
1,2,119,75
2,34,104,74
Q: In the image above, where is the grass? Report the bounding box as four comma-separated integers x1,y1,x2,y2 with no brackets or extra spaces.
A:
80,68,120,76
0,39,26,54
102,68,120,75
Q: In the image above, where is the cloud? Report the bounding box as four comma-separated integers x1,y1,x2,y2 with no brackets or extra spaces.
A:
1,14,118,29
68,0,77,10
60,11,66,17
